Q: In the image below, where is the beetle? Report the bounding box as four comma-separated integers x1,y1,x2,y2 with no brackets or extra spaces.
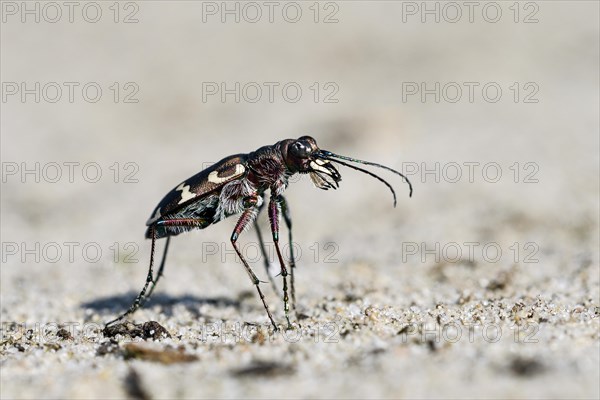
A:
105,136,412,331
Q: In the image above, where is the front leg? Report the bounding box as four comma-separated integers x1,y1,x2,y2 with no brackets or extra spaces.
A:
231,205,279,330
268,195,293,329
255,201,279,295
279,196,298,317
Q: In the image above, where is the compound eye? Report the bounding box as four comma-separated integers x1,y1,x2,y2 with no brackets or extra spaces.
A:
291,141,311,158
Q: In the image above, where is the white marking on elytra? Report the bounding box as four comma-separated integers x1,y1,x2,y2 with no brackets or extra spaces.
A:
310,161,332,175
315,159,327,166
208,164,245,184
176,182,196,204
147,207,162,225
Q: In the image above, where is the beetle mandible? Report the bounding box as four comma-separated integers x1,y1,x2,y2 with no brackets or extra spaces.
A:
106,136,412,330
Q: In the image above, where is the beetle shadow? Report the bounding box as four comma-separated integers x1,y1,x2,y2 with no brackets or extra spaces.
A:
81,292,241,320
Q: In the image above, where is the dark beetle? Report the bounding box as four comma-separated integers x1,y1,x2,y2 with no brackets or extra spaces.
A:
106,136,412,330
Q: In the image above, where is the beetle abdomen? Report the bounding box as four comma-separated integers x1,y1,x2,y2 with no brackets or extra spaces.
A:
146,154,249,227
146,194,220,239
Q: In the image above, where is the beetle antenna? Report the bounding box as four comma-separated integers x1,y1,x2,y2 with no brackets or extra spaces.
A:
322,156,399,207
319,150,412,197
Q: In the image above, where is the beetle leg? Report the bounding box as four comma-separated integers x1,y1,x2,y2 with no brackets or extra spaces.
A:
105,218,203,327
231,207,279,331
279,196,298,319
143,218,207,302
255,202,280,295
268,196,293,330
105,226,158,327
143,235,170,302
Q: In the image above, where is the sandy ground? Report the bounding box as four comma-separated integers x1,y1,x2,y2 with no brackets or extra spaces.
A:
1,2,599,399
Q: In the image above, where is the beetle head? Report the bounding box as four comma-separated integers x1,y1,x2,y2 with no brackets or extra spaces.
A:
281,136,342,190
279,135,413,202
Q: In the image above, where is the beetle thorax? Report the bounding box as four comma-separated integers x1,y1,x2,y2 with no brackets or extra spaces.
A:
247,144,294,196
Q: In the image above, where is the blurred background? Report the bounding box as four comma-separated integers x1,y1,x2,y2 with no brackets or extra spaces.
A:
1,2,598,399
